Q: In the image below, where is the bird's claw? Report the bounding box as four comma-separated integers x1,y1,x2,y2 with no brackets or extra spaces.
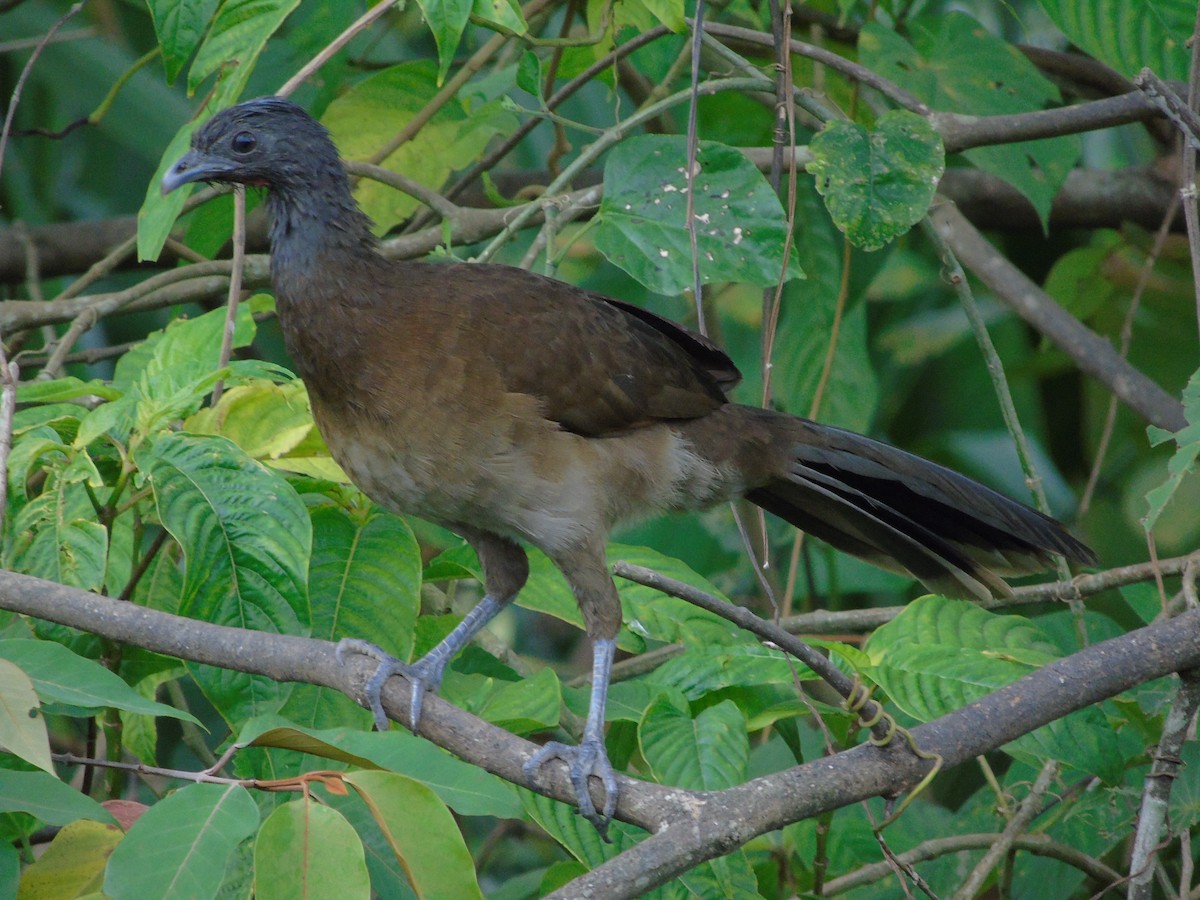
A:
524,738,618,840
336,639,445,733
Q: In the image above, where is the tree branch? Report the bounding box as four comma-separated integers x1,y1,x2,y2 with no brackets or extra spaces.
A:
3,564,1200,897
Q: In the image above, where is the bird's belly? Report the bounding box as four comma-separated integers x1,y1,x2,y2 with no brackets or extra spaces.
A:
315,400,737,551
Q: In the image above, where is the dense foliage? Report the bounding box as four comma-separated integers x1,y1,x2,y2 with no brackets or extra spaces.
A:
1,0,1198,896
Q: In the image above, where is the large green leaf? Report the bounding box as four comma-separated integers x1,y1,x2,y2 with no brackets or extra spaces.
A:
307,506,421,652
8,476,107,592
0,770,115,826
646,642,817,700
865,596,1122,782
135,432,311,723
322,62,516,232
808,110,944,251
104,783,259,900
1038,0,1193,82
138,0,301,260
413,0,473,84
639,696,749,790
255,798,369,900
0,640,199,723
0,660,50,773
860,15,1080,228
596,135,803,294
344,771,483,900
146,0,220,83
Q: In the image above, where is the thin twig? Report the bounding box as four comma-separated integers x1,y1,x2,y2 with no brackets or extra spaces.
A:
685,0,706,333
613,561,899,747
919,215,1082,640
277,0,401,97
0,358,18,535
0,2,86,185
1080,194,1181,516
953,759,1058,899
928,201,1186,433
211,185,246,406
823,832,1121,894
366,0,557,167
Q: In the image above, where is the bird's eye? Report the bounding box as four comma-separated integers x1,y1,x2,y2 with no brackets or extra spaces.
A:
231,131,257,154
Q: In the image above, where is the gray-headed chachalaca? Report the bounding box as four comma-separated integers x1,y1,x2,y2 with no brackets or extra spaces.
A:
162,97,1095,835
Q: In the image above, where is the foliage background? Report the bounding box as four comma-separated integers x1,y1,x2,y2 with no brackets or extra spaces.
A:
0,0,1198,896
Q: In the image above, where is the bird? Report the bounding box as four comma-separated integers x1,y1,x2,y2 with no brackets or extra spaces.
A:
161,97,1096,836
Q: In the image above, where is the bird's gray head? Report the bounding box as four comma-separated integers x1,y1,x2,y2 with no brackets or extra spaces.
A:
161,97,342,196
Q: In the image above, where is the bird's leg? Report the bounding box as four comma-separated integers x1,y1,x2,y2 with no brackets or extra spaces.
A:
524,636,619,838
337,592,508,733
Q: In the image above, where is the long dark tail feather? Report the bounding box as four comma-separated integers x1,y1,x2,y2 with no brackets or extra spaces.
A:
746,423,1097,602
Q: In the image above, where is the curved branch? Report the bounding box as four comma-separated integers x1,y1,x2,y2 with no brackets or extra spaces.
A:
822,831,1122,894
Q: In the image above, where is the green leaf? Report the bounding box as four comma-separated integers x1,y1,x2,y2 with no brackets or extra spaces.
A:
516,50,543,96
0,770,115,826
255,798,369,900
308,506,421,653
639,696,749,790
0,660,51,773
474,666,562,734
135,432,311,723
412,0,473,84
323,62,516,233
518,789,644,869
0,640,199,723
596,135,803,294
1037,0,1193,82
808,110,944,251
341,732,522,819
146,0,220,83
104,783,259,900
186,380,314,461
646,642,816,700
472,0,528,35
344,771,483,900
8,476,107,592
15,376,121,405
188,0,300,98
139,0,300,261
138,117,202,262
865,596,1121,782
11,817,122,897
860,15,1079,227
1144,366,1200,532
236,719,522,818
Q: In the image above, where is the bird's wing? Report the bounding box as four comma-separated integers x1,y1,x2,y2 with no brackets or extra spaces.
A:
448,263,742,436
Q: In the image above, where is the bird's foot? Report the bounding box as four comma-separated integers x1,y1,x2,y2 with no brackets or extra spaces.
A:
336,639,446,734
524,738,618,840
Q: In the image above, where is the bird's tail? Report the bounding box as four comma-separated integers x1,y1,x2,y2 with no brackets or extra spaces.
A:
741,412,1096,601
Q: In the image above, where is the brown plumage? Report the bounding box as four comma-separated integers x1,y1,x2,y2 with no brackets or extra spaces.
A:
163,97,1095,835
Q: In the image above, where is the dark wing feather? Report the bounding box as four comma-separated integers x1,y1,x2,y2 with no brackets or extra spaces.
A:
448,263,739,436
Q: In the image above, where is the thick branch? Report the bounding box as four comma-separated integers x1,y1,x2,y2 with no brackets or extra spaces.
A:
556,604,1200,896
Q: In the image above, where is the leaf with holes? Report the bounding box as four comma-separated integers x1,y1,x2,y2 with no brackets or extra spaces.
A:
860,15,1079,228
596,135,803,295
808,110,944,251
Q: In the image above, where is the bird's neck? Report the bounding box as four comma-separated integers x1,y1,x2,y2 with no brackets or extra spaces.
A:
267,186,379,274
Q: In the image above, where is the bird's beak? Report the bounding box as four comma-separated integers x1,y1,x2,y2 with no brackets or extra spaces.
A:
161,149,231,195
